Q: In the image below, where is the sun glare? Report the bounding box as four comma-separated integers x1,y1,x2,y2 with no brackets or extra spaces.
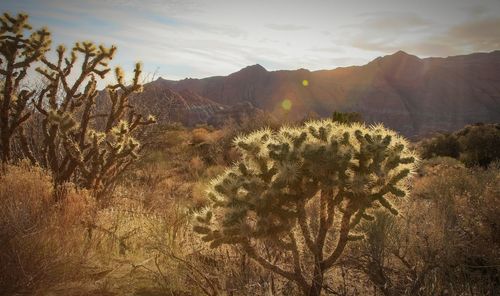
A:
281,99,292,111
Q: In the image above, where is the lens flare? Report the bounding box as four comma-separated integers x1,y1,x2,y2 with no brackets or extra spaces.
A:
281,99,292,111
302,79,309,87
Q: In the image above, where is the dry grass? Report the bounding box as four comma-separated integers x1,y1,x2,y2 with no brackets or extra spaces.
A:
1,124,498,296
0,162,95,295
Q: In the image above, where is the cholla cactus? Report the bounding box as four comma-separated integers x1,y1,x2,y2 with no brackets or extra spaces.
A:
28,36,155,198
0,12,153,197
194,119,418,295
0,13,51,162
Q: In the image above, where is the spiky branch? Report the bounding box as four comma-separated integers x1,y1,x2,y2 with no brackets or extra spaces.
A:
29,41,155,197
194,120,417,296
0,13,51,162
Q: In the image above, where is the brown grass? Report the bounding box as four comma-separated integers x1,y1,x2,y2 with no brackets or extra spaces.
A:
0,162,95,295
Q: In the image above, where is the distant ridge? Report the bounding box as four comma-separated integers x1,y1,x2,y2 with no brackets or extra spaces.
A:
138,50,500,135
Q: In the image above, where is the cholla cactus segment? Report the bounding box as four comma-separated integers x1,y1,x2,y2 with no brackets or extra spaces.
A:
194,119,418,247
115,66,125,85
87,129,106,146
112,120,130,137
47,110,78,133
146,115,157,124
63,138,84,164
0,13,52,162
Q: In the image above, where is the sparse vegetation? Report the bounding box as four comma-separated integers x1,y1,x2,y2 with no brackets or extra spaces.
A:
331,111,363,125
419,123,500,168
0,11,499,296
0,162,94,295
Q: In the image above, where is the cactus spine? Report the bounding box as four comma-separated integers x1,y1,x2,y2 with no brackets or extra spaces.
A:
194,119,418,296
0,13,51,163
1,12,155,197
33,41,155,197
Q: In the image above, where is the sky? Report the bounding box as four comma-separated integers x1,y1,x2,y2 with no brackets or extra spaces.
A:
2,0,500,82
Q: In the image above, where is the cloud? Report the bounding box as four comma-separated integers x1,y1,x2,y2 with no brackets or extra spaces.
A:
446,17,500,51
461,4,488,17
310,46,345,54
48,0,200,16
265,24,309,31
409,17,500,56
328,56,371,67
351,12,432,32
3,0,500,81
341,10,500,57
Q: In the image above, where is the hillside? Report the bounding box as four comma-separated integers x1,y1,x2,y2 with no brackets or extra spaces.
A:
154,50,500,136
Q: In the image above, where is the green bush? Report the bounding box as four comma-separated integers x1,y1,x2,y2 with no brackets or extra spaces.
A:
457,123,500,167
419,132,460,159
331,111,363,124
419,124,500,168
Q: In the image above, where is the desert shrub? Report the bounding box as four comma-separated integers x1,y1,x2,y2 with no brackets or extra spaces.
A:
349,158,500,295
354,211,400,295
331,111,363,124
0,162,94,295
457,123,500,167
194,119,417,295
419,132,460,159
411,162,499,294
189,156,205,177
419,124,500,168
416,156,464,176
190,127,225,165
139,123,187,150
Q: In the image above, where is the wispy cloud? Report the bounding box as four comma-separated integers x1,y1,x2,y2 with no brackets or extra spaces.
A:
1,0,500,81
265,24,309,31
349,12,432,32
342,12,500,57
447,17,500,51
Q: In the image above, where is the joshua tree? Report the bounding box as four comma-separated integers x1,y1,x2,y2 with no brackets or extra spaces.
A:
0,13,51,163
194,119,417,295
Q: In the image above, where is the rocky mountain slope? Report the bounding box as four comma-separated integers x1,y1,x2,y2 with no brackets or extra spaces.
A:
156,50,500,136
115,78,223,126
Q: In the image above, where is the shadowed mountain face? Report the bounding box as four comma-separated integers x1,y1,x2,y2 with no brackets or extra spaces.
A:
153,50,500,136
101,79,223,126
98,78,263,127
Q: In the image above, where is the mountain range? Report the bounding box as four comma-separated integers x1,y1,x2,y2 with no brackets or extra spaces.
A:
129,50,500,136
